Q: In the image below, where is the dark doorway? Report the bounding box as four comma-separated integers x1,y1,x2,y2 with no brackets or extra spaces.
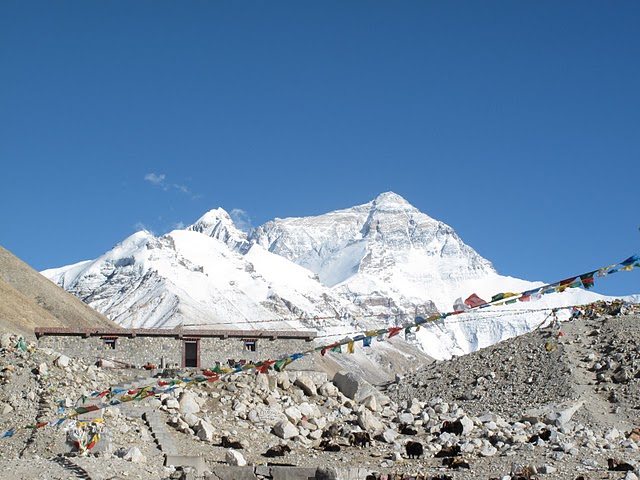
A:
183,340,199,368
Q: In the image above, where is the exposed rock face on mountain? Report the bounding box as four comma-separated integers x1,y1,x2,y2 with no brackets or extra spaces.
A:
187,207,250,253
250,192,494,311
41,192,604,362
0,246,119,338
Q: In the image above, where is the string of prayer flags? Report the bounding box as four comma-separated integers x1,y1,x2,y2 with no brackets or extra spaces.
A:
3,255,638,442
460,254,638,312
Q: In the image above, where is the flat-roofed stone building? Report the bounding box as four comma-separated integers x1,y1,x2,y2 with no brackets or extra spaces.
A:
35,327,317,370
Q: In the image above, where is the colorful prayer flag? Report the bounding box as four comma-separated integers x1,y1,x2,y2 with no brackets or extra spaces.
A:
464,293,487,308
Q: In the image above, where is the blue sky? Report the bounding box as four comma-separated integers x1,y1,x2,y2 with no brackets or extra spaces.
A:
1,1,639,296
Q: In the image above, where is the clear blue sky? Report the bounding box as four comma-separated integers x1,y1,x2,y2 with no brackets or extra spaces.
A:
1,1,639,296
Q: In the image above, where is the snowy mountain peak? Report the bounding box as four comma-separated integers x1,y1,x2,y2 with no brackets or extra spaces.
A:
370,191,415,212
187,208,248,250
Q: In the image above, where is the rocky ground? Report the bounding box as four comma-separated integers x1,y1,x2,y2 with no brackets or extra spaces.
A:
1,306,640,480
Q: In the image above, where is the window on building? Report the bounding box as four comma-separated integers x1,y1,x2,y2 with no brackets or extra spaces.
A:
102,337,117,349
243,339,257,352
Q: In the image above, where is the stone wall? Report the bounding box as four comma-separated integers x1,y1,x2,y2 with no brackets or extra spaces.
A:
37,331,315,370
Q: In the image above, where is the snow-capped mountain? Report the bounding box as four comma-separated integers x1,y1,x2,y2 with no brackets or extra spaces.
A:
42,192,605,362
250,192,495,312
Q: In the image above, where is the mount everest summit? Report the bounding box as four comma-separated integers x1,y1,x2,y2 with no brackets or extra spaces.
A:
42,192,604,362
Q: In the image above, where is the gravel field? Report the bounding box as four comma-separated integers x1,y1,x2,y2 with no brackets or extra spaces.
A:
1,308,640,480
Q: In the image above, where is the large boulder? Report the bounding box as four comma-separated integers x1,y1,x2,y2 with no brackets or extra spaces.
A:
294,375,318,396
332,371,390,406
196,419,216,442
225,449,247,466
284,406,303,424
273,420,299,439
247,405,286,427
179,391,201,414
55,354,71,368
356,408,385,435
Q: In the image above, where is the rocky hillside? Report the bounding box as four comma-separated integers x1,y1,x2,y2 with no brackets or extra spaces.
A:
1,302,640,479
0,246,119,338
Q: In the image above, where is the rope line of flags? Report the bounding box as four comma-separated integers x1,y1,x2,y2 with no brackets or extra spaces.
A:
1,254,638,442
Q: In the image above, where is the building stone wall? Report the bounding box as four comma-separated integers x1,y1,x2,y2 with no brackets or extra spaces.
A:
36,329,316,371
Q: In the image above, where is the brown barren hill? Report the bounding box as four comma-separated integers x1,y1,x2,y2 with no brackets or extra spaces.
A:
0,246,119,338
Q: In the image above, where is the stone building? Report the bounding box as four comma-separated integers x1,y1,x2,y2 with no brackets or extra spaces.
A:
35,327,317,371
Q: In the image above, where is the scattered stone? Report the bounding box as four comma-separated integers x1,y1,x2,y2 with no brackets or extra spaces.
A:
225,448,247,466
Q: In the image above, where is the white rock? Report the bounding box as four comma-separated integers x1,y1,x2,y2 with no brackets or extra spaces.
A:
284,406,302,424
294,375,317,396
459,415,474,434
179,391,200,414
183,413,200,427
382,429,398,443
397,413,414,425
408,399,422,415
311,417,327,430
604,428,621,442
357,408,385,435
55,355,70,368
480,445,498,457
362,395,379,412
122,447,146,463
273,420,299,439
255,373,271,391
434,403,449,414
276,371,291,389
298,402,320,419
196,419,216,442
225,449,247,466
319,382,339,397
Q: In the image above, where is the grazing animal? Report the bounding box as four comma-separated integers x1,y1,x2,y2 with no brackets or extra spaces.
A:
405,440,424,459
442,457,470,469
348,431,372,448
400,424,418,435
220,436,244,449
319,439,341,452
434,445,461,458
528,428,552,443
263,444,291,457
608,458,635,471
440,420,464,435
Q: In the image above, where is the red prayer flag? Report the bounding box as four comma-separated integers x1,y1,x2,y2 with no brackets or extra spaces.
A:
464,293,487,308
388,327,402,338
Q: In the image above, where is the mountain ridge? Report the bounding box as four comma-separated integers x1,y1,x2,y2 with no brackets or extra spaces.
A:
0,246,120,338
